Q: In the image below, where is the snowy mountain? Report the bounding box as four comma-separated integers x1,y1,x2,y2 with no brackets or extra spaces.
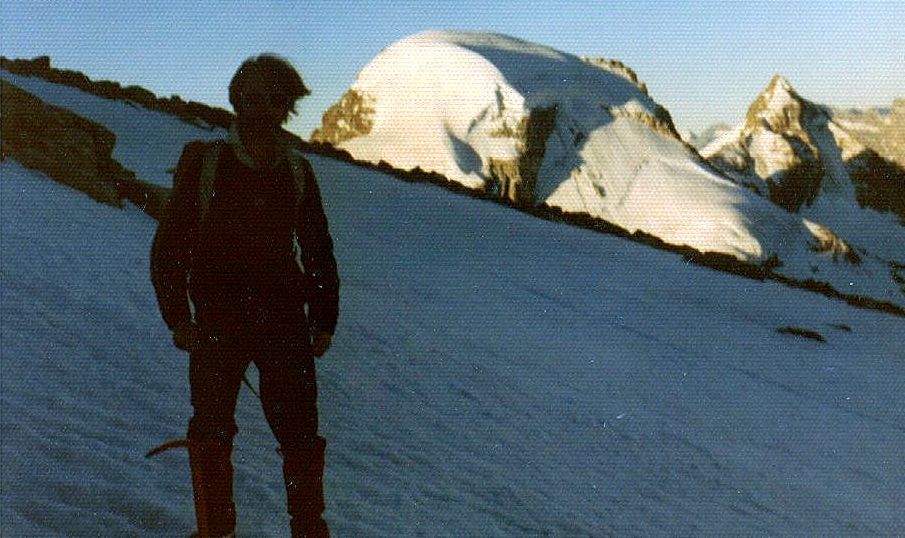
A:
702,76,905,300
3,61,905,537
311,31,903,309
702,76,905,217
829,100,905,166
685,122,734,150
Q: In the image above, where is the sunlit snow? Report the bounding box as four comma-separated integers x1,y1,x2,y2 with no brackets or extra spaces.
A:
324,32,903,307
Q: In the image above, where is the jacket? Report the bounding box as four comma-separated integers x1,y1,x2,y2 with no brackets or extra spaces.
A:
151,129,339,337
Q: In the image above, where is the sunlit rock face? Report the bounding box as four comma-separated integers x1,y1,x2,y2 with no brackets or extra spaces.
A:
703,75,904,220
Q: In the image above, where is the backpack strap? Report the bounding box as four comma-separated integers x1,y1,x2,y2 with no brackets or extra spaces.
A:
197,141,310,229
286,149,310,208
286,149,313,269
198,140,225,227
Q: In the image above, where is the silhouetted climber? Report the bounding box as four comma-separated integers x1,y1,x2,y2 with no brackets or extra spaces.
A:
151,54,339,538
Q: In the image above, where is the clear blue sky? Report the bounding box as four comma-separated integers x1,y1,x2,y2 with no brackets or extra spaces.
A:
2,0,903,137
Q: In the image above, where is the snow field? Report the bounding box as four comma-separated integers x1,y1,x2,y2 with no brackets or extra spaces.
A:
2,64,904,537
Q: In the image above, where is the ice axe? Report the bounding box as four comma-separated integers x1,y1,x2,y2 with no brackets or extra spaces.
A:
145,373,260,458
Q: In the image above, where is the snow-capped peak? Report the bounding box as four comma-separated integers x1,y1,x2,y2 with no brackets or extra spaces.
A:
744,74,813,134
766,74,796,99
701,74,905,287
309,32,904,307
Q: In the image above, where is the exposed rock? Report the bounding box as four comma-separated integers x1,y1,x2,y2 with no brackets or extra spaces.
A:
2,79,120,206
582,57,648,95
745,76,814,134
311,89,376,145
487,106,557,205
585,58,687,146
827,102,905,220
579,59,681,142
606,102,683,141
704,75,905,219
1,79,168,217
846,148,905,221
775,326,826,342
803,220,860,264
117,170,171,220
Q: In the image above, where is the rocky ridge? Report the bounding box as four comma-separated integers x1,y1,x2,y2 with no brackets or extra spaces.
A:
1,79,168,217
1,56,234,130
703,76,905,220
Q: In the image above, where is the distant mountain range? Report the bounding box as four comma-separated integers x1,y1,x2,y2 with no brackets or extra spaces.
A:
684,123,732,150
829,103,904,167
2,35,903,312
694,100,904,167
312,31,904,309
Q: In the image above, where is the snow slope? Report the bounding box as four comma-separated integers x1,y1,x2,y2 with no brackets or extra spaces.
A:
313,31,903,309
3,69,905,537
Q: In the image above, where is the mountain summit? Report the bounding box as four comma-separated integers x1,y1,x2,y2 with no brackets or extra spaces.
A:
706,75,844,212
748,74,802,127
313,32,903,307
704,75,905,218
702,76,905,289
314,30,680,206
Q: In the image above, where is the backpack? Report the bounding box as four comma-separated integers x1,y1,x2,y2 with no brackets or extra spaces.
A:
197,139,312,227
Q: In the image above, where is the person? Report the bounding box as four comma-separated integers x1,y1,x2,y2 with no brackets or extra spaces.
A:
151,54,339,538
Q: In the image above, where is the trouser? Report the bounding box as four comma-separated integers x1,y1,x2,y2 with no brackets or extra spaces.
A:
187,331,328,537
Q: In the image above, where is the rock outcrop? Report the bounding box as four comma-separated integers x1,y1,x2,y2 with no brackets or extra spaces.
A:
581,57,649,95
708,76,826,211
1,79,168,217
486,106,558,205
581,57,684,142
311,89,376,145
829,101,905,219
703,75,905,220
